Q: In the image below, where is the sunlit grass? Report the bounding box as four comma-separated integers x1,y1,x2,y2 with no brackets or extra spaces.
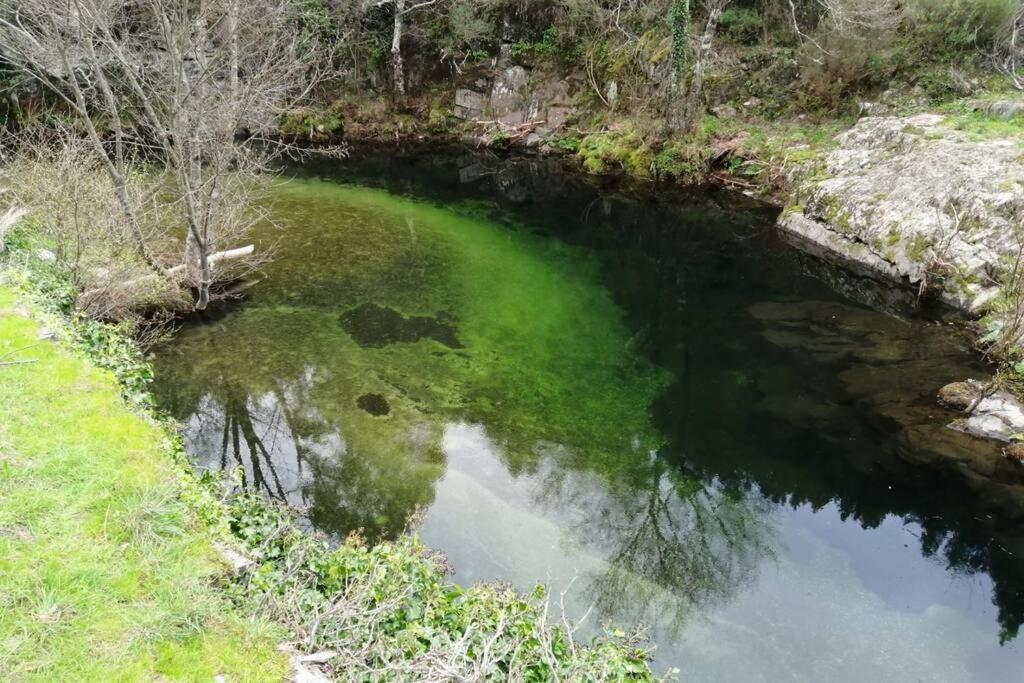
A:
0,286,286,681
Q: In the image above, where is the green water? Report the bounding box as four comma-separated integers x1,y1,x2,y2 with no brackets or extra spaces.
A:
152,148,1024,680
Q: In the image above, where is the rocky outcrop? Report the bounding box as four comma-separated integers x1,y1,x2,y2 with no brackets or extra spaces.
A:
779,113,1024,314
940,379,1024,446
452,66,579,135
453,88,487,120
975,100,1024,120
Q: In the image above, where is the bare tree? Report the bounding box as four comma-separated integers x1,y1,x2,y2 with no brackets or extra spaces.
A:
786,0,903,63
682,0,729,130
669,0,730,132
998,3,1024,90
368,0,441,98
0,0,336,310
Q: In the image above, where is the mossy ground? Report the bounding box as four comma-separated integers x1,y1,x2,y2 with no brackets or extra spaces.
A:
0,285,287,681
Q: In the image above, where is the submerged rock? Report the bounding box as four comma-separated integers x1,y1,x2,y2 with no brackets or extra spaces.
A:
339,302,462,349
940,379,1024,444
356,393,391,416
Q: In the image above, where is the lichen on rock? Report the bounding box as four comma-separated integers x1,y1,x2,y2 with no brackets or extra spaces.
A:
779,113,1024,314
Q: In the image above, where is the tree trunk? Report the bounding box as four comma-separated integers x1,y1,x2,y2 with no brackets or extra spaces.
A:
668,0,690,131
391,0,406,97
682,1,726,132
228,0,240,98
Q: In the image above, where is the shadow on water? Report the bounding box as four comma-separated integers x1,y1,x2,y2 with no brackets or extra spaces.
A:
152,144,1024,679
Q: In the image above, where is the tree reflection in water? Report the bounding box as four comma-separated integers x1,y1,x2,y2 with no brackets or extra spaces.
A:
527,443,773,635
164,360,444,542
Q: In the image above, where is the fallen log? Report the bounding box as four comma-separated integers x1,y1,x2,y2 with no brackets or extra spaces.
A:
80,244,257,303
164,244,255,279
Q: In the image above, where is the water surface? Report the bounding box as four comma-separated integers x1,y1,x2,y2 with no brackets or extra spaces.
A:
152,147,1024,681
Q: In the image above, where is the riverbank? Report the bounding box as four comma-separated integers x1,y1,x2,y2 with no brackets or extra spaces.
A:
0,282,288,680
0,237,662,679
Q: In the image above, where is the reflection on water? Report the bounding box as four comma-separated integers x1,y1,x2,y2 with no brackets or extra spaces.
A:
152,146,1024,680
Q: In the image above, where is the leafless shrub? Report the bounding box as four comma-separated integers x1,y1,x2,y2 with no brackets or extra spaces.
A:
786,0,903,108
0,0,341,310
0,125,189,317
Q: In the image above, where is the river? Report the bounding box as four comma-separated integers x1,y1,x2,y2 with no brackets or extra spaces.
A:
151,146,1024,681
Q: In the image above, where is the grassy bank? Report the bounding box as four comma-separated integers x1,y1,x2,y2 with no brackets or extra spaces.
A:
0,283,288,680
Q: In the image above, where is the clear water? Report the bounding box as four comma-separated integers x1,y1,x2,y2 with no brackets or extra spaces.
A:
151,147,1024,681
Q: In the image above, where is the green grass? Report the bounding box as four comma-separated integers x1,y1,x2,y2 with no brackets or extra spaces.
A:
944,109,1024,141
0,285,287,681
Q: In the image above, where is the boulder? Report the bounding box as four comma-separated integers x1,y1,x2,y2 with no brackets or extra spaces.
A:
490,66,530,123
938,380,985,411
711,104,738,120
545,105,575,130
1003,442,1024,463
939,379,1024,443
453,89,487,120
977,100,1024,120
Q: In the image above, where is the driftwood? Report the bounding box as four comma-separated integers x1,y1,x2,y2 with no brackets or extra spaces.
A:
80,244,256,302
164,244,255,279
475,119,547,146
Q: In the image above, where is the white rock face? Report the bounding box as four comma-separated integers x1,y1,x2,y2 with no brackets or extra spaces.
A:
940,379,1024,443
961,391,1024,442
780,113,1024,313
490,66,531,124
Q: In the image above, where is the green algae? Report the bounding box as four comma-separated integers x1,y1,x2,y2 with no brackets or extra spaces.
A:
153,179,671,537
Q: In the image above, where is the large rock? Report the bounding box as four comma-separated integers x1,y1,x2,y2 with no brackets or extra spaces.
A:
490,66,530,124
940,379,1024,444
976,99,1024,120
453,89,487,120
545,105,575,130
780,113,1024,313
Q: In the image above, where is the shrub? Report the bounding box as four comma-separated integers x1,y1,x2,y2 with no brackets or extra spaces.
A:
225,495,662,681
511,26,582,67
653,140,712,181
279,108,344,139
720,7,762,45
904,0,1019,61
577,128,654,177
